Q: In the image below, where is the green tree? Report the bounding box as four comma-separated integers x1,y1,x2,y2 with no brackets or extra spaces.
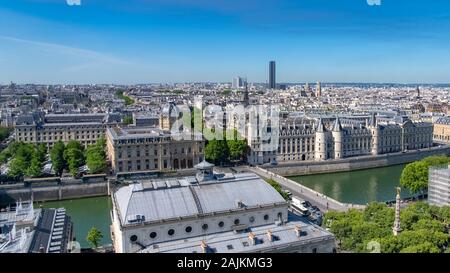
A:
8,156,27,178
50,141,66,176
64,147,85,176
400,161,429,195
116,90,134,105
204,139,229,165
0,127,12,141
85,138,107,174
36,144,47,162
226,129,248,162
123,115,133,125
400,242,441,253
266,179,290,200
26,156,43,177
400,155,450,195
323,201,450,253
65,140,84,152
86,227,103,249
63,140,85,176
228,140,247,161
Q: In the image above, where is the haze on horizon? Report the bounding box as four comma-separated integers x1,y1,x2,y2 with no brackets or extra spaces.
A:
1,0,450,85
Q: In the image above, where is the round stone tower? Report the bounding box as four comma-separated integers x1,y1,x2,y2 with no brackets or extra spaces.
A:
314,118,327,161
332,117,343,159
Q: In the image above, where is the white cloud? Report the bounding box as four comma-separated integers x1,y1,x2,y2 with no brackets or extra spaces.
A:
0,35,131,65
367,0,381,6
66,0,81,6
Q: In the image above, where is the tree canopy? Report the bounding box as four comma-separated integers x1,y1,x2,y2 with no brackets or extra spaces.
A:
323,202,450,253
50,141,66,176
86,138,107,174
400,155,450,194
0,126,12,142
123,115,133,125
86,227,103,249
204,129,248,165
266,179,290,200
5,142,47,179
116,90,134,105
205,139,229,165
63,141,85,177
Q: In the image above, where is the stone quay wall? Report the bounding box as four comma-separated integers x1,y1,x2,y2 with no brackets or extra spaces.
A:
263,146,450,177
0,179,108,206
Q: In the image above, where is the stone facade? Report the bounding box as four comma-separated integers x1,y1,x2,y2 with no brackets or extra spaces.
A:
433,117,450,144
14,112,121,148
106,126,204,174
247,114,433,165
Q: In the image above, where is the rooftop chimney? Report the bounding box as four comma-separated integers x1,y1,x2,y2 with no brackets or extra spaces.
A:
266,230,273,242
235,200,246,209
200,240,208,253
248,232,256,245
294,225,302,237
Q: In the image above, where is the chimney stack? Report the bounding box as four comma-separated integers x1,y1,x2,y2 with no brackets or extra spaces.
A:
200,240,208,253
248,232,256,245
294,225,302,237
266,230,273,242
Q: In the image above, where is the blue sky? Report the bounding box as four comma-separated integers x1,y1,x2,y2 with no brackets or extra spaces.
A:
1,0,450,84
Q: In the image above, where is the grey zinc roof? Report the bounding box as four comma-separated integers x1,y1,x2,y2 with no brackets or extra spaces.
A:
140,215,334,253
115,184,199,224
114,173,286,226
193,175,285,214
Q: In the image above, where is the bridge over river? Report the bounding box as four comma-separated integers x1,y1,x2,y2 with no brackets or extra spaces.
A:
248,166,366,212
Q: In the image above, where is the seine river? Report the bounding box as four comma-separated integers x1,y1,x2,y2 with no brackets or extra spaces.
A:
289,164,411,205
37,196,112,248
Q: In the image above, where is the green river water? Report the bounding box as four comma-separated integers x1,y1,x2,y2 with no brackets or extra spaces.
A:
289,164,410,205
37,196,112,248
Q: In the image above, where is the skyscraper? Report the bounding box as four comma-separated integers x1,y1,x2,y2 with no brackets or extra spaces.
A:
232,76,244,89
269,61,276,89
316,82,322,97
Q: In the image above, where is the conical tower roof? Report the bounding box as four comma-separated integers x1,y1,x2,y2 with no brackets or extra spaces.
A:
332,117,342,132
316,118,324,132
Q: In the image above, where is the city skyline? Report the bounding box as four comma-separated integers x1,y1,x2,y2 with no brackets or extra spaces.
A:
2,1,450,84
